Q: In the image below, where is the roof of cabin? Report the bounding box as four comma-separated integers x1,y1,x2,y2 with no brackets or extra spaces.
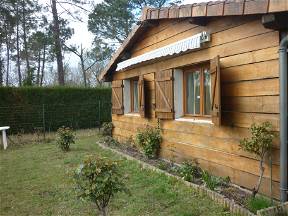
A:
99,0,288,81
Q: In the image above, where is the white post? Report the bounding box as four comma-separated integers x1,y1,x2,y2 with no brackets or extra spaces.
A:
2,130,7,150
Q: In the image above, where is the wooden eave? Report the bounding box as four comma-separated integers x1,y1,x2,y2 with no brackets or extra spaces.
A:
99,23,150,81
99,0,288,81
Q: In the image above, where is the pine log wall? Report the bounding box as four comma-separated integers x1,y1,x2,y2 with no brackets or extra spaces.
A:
112,15,280,198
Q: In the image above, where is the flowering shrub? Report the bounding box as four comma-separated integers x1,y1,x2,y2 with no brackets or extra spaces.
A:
74,156,128,216
101,122,113,136
135,126,161,158
56,126,75,151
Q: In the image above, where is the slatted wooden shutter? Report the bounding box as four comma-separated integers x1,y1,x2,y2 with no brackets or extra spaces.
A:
138,75,145,117
111,80,124,115
210,56,221,126
155,69,174,119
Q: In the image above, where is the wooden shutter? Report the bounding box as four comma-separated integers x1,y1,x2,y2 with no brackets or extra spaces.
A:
138,75,145,117
111,80,124,115
155,69,174,119
210,56,221,126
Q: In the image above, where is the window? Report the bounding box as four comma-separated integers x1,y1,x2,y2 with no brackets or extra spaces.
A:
130,79,139,113
183,64,211,117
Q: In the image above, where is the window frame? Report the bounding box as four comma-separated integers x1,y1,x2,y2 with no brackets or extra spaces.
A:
130,78,139,113
182,63,211,119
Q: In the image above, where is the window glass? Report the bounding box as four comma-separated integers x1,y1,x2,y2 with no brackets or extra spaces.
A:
133,80,139,112
204,69,211,115
186,71,200,115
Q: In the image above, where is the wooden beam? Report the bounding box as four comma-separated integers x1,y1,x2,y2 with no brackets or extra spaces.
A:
137,20,159,28
119,52,131,61
188,17,209,26
262,13,288,30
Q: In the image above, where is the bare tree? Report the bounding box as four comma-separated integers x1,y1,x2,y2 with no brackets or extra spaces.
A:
64,44,101,87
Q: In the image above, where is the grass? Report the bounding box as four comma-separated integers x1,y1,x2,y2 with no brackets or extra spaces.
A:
245,196,272,214
0,132,236,216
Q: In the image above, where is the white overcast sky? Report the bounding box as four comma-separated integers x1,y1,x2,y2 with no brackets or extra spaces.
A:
38,0,215,67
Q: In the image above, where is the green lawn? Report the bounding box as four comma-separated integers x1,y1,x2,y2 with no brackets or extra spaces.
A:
0,133,235,216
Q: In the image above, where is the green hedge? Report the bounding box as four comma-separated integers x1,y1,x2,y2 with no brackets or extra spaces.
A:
0,87,111,134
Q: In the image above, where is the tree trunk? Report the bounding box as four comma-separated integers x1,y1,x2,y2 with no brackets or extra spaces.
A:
252,158,265,197
16,3,22,86
51,0,65,85
36,50,41,85
22,0,31,81
100,206,108,216
40,44,46,86
80,45,87,87
0,60,3,86
0,38,3,85
80,56,87,87
4,26,10,86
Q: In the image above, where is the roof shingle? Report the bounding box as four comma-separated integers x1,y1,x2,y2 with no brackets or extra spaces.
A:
142,0,288,20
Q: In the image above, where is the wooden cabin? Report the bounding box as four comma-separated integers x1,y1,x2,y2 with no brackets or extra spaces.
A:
100,0,288,199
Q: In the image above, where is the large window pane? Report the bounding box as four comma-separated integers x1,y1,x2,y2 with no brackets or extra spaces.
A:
186,71,200,115
133,80,139,112
204,69,211,115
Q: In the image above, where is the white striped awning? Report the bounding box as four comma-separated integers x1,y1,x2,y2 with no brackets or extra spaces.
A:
116,31,210,71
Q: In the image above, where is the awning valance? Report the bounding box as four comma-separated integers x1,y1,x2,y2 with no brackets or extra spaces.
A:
116,31,210,71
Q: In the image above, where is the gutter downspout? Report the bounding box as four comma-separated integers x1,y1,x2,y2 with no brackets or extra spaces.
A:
279,34,288,202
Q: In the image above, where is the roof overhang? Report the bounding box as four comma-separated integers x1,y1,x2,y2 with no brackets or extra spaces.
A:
99,0,288,81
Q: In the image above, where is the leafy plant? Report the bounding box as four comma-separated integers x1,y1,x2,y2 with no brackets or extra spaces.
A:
178,161,201,182
245,196,272,214
56,126,75,151
135,126,162,159
101,136,119,147
201,170,230,191
101,122,113,136
74,156,128,216
239,122,275,197
157,161,170,171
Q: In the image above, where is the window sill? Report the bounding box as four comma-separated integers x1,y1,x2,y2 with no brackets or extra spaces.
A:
175,117,213,124
124,113,140,117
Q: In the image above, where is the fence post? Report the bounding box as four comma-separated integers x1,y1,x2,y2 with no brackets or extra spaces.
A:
42,104,46,140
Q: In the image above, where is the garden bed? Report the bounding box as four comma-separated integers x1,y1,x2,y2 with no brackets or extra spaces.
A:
99,136,284,216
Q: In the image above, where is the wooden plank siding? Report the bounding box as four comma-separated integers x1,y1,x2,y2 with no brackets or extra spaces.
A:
111,16,280,198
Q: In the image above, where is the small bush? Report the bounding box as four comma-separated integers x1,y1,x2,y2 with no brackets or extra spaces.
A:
239,122,275,197
157,161,170,171
101,136,120,147
135,126,161,159
201,170,230,191
245,196,272,214
101,122,113,136
178,161,201,182
56,126,75,151
74,156,128,216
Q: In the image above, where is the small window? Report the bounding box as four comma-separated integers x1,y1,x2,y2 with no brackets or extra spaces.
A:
183,64,211,117
130,80,139,113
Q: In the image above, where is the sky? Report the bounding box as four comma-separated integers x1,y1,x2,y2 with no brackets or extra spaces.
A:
39,0,216,68
66,0,214,49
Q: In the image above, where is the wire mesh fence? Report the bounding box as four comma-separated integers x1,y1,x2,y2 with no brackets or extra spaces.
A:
0,101,112,135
